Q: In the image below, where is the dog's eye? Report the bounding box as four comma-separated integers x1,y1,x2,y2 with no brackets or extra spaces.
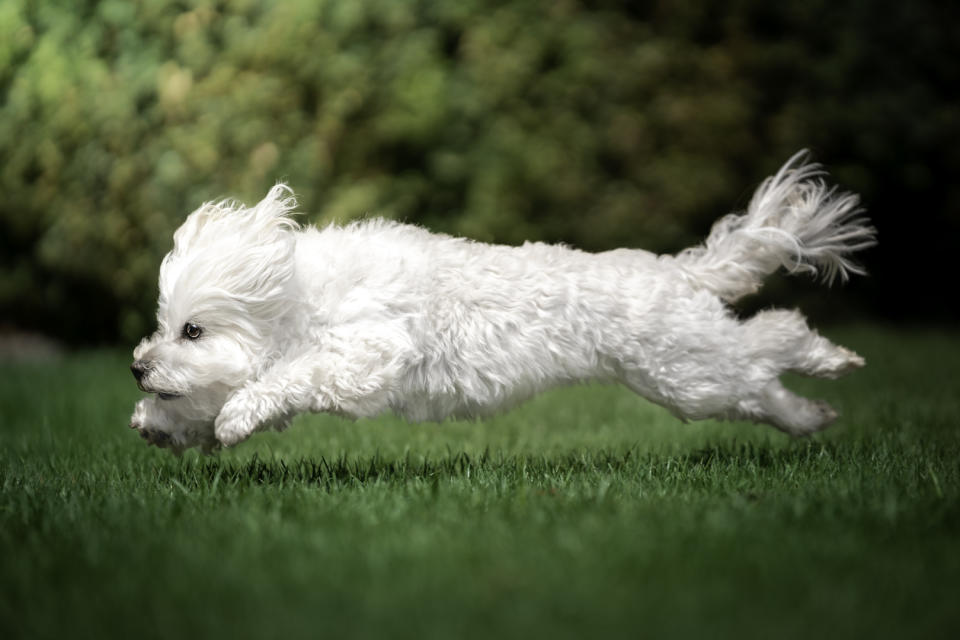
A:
182,323,202,340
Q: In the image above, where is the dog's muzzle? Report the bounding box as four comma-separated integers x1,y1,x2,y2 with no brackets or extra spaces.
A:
131,360,181,399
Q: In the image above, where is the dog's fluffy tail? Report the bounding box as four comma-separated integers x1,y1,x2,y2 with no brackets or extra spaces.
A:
675,150,877,303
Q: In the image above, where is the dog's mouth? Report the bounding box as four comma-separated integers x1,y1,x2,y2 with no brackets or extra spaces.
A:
136,381,182,400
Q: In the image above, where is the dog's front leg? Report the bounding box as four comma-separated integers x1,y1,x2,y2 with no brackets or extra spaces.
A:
214,357,317,447
214,326,411,447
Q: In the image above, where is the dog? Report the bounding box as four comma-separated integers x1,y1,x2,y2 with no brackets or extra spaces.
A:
129,151,876,454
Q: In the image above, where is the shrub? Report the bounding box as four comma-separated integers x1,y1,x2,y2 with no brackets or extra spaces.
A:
1,0,956,342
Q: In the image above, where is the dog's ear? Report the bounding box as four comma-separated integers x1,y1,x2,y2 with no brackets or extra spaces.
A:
172,201,224,255
172,184,299,255
158,185,301,331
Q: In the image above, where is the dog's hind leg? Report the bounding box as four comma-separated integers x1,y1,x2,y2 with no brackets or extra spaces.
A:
742,379,838,436
613,308,855,435
743,309,864,379
731,309,862,434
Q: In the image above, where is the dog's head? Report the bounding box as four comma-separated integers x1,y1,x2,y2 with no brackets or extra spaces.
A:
129,184,299,450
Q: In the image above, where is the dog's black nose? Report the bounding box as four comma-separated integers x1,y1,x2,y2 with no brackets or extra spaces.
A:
130,360,147,382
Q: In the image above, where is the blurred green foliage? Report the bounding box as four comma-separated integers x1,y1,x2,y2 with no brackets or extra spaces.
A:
1,0,958,343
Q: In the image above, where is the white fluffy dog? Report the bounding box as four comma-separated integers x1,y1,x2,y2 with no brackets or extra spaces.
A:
130,152,875,454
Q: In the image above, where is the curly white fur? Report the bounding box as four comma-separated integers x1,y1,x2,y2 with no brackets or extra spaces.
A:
129,152,876,454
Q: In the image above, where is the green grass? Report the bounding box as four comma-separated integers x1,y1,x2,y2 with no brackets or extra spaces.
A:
1,326,958,639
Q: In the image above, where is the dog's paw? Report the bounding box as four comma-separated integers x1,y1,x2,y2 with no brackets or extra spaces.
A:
129,398,148,430
214,403,256,448
808,344,866,379
129,398,171,448
805,400,839,433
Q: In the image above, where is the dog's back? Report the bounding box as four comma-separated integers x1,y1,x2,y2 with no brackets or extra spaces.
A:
295,217,708,421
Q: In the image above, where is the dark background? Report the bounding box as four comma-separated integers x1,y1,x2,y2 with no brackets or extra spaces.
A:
1,0,958,346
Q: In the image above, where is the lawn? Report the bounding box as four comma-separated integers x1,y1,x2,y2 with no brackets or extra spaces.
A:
1,326,958,639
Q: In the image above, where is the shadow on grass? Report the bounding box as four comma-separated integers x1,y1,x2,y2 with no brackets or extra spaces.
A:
157,441,841,490
160,449,636,489
679,440,841,468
